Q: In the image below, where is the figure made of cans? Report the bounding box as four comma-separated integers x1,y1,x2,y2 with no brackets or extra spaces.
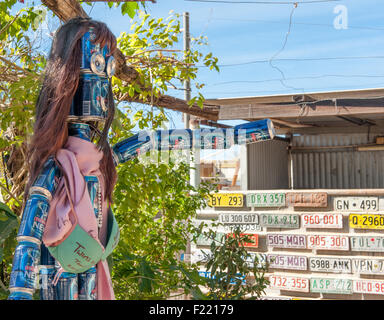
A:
8,17,274,300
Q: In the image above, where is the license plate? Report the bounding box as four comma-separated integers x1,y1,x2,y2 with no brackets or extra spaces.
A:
245,253,267,268
207,193,244,207
198,270,246,284
259,296,292,300
349,214,384,230
309,257,352,273
222,224,262,233
301,213,343,229
267,234,306,249
310,278,352,294
226,233,259,248
260,213,300,228
287,192,327,208
246,193,286,207
352,259,384,274
195,232,225,246
219,213,259,225
353,279,384,295
269,275,309,292
334,197,379,212
268,254,307,271
190,249,212,264
350,236,384,252
307,235,349,250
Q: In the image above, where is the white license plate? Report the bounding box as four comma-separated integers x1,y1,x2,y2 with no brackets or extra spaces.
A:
353,279,384,295
190,249,213,264
301,213,343,229
309,257,351,273
219,213,259,224
352,259,384,274
307,234,349,250
222,224,262,233
334,197,378,212
269,275,309,292
267,234,306,249
268,254,307,271
245,253,267,268
350,236,384,252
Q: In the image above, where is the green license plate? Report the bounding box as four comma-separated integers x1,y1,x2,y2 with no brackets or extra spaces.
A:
246,193,286,207
310,278,352,294
260,213,300,228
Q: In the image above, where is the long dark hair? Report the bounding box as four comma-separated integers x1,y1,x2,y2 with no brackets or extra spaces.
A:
25,17,117,203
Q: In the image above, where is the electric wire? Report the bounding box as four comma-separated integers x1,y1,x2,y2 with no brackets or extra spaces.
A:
185,0,341,4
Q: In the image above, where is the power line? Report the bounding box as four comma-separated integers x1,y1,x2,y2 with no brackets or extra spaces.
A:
209,17,384,32
268,3,301,91
206,74,384,86
185,0,341,4
197,55,384,68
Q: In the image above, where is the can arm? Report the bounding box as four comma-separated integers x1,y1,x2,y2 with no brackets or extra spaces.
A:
111,119,275,165
8,157,61,300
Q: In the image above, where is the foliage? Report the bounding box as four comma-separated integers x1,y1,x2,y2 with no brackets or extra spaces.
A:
0,1,267,302
193,227,270,300
111,156,215,299
0,202,18,299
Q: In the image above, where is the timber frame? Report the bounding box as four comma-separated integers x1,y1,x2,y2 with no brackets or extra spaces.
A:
38,1,384,130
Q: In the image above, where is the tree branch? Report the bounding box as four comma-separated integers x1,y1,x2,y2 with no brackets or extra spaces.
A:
41,0,218,120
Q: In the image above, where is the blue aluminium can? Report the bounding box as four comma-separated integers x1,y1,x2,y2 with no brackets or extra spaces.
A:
55,273,79,300
17,194,50,241
9,242,40,290
38,266,57,300
78,267,97,300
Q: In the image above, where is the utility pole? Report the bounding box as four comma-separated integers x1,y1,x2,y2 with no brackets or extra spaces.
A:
183,12,191,130
183,12,200,189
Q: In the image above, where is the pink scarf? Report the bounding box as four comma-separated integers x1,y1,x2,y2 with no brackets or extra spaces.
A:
42,136,115,300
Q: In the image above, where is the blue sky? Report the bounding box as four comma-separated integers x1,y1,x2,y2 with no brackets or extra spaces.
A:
12,0,384,128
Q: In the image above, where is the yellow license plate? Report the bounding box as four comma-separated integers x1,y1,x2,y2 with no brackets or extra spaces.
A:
349,214,384,230
208,193,244,207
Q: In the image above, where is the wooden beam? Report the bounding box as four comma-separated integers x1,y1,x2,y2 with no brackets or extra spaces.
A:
219,104,384,120
269,118,313,128
41,0,217,120
199,120,233,128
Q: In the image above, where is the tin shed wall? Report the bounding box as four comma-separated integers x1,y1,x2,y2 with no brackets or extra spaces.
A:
247,139,289,190
292,134,384,189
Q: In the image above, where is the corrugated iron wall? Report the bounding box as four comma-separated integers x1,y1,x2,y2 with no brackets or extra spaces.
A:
292,134,384,189
247,139,289,190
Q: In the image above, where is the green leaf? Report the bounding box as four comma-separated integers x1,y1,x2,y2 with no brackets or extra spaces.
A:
0,202,18,244
121,2,139,19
